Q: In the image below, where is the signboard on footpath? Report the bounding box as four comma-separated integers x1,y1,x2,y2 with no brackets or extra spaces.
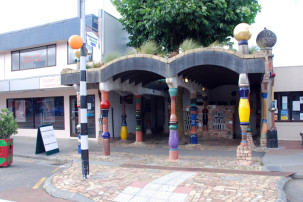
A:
35,124,59,155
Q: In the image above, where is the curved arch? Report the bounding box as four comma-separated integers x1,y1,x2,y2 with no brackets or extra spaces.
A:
100,56,168,82
169,50,265,77
61,50,265,86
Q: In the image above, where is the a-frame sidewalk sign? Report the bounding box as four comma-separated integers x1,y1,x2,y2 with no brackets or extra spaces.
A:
35,124,60,155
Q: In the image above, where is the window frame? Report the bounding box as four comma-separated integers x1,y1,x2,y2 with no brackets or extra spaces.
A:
67,42,93,65
274,91,303,122
6,96,65,130
11,44,56,71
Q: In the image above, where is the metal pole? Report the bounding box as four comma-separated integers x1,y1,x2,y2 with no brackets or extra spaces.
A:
80,0,89,179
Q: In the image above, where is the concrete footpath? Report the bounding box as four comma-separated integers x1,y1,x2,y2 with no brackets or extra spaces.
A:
12,136,303,201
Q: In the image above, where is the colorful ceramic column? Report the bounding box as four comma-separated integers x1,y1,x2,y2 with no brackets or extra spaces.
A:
145,98,152,135
190,93,198,144
239,85,250,146
247,92,255,147
100,91,110,155
168,88,179,161
135,95,143,142
120,96,128,140
202,100,208,131
256,28,277,146
260,81,268,147
237,74,252,164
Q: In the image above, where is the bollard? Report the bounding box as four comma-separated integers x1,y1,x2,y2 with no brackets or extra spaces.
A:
300,133,303,145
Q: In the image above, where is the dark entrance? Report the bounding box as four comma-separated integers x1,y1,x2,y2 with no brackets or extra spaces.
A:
70,95,96,138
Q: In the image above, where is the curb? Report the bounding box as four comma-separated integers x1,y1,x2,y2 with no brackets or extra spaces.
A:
43,162,94,202
291,172,303,179
275,176,291,202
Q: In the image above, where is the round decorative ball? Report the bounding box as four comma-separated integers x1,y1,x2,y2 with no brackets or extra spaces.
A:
256,28,277,48
233,23,252,41
74,50,80,58
100,100,110,109
68,35,83,49
74,48,88,58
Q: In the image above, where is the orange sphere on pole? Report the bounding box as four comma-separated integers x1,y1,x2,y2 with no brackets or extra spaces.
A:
68,35,83,49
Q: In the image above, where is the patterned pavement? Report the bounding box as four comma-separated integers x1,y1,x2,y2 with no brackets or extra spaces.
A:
50,141,288,202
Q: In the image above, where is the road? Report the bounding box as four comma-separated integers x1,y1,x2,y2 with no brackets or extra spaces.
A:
0,156,68,202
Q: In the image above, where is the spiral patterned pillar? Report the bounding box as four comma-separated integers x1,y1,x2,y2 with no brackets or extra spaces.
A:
168,88,179,161
135,95,143,142
120,96,128,140
190,93,198,144
100,91,110,156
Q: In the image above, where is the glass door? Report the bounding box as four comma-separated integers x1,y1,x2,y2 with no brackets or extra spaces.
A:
70,95,95,138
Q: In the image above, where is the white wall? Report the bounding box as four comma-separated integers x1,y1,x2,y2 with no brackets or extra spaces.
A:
274,66,303,92
276,122,303,141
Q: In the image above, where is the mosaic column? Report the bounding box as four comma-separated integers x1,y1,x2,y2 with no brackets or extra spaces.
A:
247,92,255,147
168,88,179,161
260,81,268,147
120,96,128,140
135,95,143,142
202,100,208,131
145,98,152,135
237,74,252,165
100,91,110,155
190,93,198,144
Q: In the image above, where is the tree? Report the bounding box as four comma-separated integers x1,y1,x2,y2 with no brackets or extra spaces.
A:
113,0,261,52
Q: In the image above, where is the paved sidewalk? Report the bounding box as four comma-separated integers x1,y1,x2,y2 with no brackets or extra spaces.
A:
12,136,303,201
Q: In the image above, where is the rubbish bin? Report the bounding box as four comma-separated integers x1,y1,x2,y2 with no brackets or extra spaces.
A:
267,129,278,148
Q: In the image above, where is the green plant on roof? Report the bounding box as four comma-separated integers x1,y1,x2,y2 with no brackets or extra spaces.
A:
0,108,18,139
139,41,160,55
104,52,119,64
179,39,201,52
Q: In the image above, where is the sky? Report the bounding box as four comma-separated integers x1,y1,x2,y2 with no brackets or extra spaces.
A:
0,0,302,67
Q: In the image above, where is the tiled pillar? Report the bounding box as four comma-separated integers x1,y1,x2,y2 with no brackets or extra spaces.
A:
202,100,208,131
120,96,128,140
100,91,110,156
168,88,179,161
247,93,255,147
190,93,198,144
145,98,152,135
135,95,143,142
237,74,252,165
260,82,268,147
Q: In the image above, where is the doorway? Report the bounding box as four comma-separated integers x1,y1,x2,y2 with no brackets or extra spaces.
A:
70,95,96,138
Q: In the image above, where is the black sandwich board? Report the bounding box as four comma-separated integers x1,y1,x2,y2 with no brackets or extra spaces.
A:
35,124,60,155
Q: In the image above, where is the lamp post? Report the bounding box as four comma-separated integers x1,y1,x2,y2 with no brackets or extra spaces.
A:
68,0,89,179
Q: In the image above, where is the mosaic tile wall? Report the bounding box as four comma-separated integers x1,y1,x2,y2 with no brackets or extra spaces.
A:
184,105,235,139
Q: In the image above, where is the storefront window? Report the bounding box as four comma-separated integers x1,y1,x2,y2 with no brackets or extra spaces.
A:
274,92,303,122
67,43,93,64
11,45,56,71
7,97,64,129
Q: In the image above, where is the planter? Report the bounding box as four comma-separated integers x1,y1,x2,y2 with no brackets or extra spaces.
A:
0,138,13,167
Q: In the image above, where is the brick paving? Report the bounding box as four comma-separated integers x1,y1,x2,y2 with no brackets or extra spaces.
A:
51,141,285,202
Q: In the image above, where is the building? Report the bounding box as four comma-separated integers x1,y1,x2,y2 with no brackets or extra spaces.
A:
2,15,294,163
0,11,130,139
274,65,303,141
